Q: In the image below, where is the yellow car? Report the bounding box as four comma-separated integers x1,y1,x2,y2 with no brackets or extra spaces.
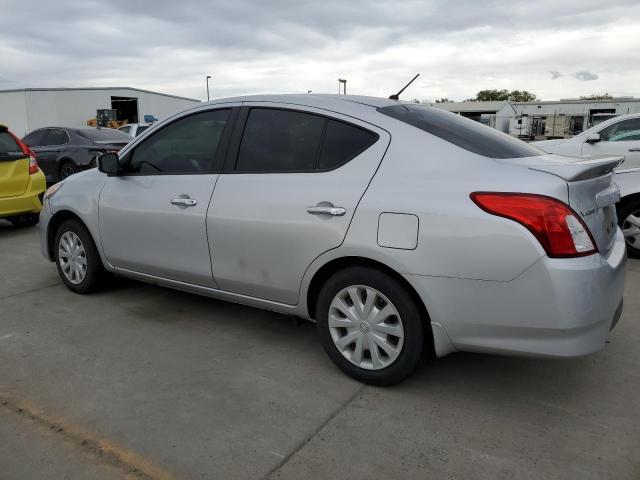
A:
0,124,46,227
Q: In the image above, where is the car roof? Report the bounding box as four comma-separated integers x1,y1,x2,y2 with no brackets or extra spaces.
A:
203,93,404,111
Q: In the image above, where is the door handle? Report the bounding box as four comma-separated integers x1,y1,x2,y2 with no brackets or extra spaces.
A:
307,205,346,216
629,148,640,152
171,197,198,207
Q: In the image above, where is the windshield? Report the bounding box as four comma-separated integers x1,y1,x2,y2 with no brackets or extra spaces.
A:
77,128,132,142
378,104,543,159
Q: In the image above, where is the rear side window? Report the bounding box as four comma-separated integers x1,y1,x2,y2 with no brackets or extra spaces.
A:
235,108,379,172
136,125,149,136
119,126,131,135
22,130,47,147
319,120,378,170
378,104,542,159
0,132,23,159
236,109,325,172
128,109,230,174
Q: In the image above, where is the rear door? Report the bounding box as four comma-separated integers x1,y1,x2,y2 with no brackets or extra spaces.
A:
99,107,236,287
0,129,29,198
207,104,389,304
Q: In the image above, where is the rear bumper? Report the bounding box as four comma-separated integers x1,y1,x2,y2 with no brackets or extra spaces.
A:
0,170,46,218
406,228,627,358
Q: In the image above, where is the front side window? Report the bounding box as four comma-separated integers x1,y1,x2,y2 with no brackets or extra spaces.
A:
378,104,543,159
236,109,325,172
128,109,230,174
119,126,131,135
600,118,640,142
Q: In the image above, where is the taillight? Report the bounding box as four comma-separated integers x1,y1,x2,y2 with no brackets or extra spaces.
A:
470,192,597,258
7,130,39,175
27,149,38,174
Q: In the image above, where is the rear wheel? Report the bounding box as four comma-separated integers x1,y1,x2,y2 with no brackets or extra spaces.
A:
59,161,79,180
316,266,426,386
54,219,105,293
8,213,39,228
619,197,640,258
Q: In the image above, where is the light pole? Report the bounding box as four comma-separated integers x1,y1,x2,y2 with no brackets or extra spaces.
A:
338,78,347,95
206,75,212,101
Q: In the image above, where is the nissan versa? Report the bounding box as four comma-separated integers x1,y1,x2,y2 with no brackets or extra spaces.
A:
39,95,627,385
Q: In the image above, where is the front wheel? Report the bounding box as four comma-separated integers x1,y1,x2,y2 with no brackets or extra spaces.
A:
316,266,426,386
54,219,105,293
619,197,640,258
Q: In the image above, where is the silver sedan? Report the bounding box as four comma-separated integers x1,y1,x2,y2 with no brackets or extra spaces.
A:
40,95,627,385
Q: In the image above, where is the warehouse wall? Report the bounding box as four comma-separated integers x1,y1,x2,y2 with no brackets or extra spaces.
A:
0,91,29,135
0,89,201,137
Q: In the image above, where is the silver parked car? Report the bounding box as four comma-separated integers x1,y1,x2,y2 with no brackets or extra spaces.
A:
533,113,640,258
40,95,627,385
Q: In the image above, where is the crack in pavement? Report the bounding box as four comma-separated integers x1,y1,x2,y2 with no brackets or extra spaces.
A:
0,282,62,301
0,393,177,480
262,384,368,479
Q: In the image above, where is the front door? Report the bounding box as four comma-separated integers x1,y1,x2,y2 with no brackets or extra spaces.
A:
583,116,640,169
207,105,389,304
99,107,234,287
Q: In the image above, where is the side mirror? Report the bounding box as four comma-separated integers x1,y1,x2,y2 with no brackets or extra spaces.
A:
97,152,121,175
586,133,601,144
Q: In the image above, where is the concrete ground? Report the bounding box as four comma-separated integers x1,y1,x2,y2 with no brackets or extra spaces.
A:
0,221,638,480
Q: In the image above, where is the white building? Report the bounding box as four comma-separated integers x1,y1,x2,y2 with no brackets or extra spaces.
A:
427,100,516,133
430,97,640,139
0,87,201,136
510,97,640,138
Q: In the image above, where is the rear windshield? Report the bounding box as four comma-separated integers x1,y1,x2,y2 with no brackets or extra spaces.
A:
77,128,132,142
378,104,543,159
0,131,24,159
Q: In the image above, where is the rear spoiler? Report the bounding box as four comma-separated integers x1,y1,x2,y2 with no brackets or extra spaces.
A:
528,156,624,182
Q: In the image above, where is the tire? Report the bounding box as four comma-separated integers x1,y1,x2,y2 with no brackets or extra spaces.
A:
8,213,39,228
59,161,79,180
619,197,640,259
54,219,105,293
316,266,426,386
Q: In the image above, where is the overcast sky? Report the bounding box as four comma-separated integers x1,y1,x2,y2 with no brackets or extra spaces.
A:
1,0,638,102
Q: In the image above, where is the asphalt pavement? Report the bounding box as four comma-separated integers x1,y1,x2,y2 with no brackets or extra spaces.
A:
1,221,638,479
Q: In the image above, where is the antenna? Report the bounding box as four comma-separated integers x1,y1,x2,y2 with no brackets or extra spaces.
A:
389,73,420,100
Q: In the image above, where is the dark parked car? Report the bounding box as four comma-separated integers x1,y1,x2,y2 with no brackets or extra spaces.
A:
22,127,131,183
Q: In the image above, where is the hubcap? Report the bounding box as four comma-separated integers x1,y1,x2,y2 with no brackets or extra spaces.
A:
622,210,640,249
58,231,87,285
328,285,404,370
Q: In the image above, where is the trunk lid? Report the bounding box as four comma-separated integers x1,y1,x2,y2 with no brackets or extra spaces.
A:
501,154,623,255
0,131,29,198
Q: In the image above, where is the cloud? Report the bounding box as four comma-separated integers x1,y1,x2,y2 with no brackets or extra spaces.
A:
574,70,599,81
549,71,562,79
0,0,637,101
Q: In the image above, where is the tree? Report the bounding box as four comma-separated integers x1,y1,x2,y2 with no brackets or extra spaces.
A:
434,98,452,103
473,89,537,102
508,90,537,102
580,93,614,100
